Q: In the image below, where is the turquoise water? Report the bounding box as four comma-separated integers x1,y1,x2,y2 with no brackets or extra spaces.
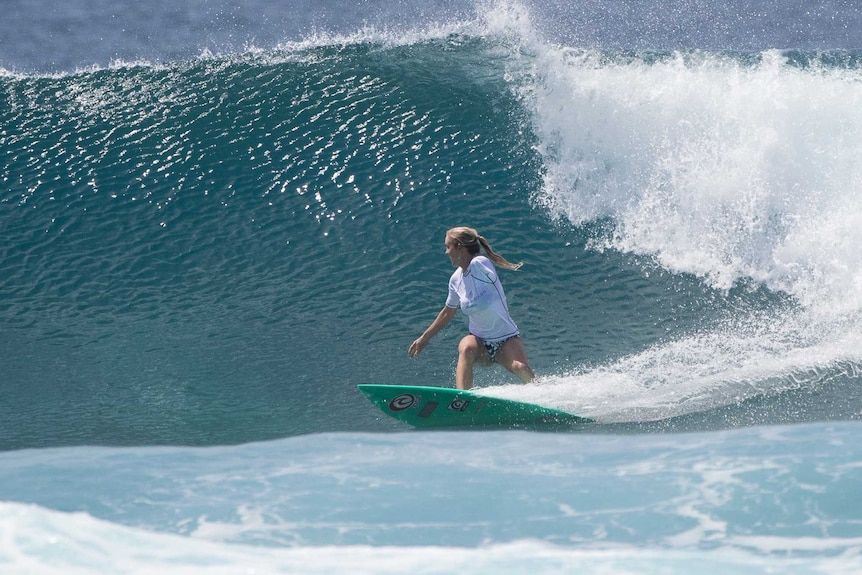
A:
2,0,862,572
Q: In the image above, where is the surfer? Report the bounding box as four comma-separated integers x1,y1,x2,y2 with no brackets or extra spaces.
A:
408,226,535,390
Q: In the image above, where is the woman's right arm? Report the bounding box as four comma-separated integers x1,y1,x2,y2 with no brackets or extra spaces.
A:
408,306,457,357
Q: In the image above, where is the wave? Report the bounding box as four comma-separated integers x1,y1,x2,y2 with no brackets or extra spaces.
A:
6,506,860,574
8,500,859,575
7,5,857,315
3,2,862,446
2,423,862,572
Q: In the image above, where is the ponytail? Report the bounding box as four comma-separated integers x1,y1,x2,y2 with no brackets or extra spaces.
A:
447,227,523,271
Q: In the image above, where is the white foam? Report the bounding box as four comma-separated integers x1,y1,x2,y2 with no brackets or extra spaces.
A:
2,502,859,575
481,309,862,421
521,46,862,315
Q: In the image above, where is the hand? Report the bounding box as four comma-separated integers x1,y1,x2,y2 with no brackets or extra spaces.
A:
408,336,427,357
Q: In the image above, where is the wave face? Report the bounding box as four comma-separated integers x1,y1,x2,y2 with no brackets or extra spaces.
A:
2,34,554,446
4,5,862,447
4,1,862,573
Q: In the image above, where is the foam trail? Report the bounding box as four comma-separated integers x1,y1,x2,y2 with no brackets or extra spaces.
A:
484,310,862,421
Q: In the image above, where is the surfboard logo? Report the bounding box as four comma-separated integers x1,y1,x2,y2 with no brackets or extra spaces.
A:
389,393,418,412
448,398,470,412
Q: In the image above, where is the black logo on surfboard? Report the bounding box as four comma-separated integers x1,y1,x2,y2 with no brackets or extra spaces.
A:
448,398,470,412
389,393,418,412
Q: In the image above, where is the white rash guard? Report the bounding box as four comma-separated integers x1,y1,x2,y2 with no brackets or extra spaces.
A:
445,255,519,343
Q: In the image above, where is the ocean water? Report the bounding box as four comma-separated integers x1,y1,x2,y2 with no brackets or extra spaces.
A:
2,0,862,572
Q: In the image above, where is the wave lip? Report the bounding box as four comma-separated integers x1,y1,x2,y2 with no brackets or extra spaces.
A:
6,0,862,74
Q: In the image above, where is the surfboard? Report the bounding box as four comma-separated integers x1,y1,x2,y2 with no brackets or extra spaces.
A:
357,384,593,429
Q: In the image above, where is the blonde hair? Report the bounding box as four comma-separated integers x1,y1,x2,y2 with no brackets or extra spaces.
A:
447,226,523,271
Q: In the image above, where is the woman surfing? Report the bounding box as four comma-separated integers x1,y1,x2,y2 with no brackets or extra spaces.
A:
408,226,535,390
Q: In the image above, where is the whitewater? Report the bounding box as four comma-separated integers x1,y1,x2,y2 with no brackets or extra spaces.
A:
2,0,862,573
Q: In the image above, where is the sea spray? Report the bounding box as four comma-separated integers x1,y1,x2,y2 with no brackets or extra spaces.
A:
524,48,862,309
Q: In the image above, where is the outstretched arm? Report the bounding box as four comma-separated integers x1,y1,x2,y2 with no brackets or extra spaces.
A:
408,306,457,357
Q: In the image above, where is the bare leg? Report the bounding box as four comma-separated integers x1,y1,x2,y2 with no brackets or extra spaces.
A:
456,335,491,390
495,336,535,383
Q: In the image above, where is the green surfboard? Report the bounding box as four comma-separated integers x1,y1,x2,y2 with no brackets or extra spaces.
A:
357,384,593,429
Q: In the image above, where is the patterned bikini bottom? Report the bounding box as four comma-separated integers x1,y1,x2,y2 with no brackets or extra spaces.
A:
480,335,518,363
